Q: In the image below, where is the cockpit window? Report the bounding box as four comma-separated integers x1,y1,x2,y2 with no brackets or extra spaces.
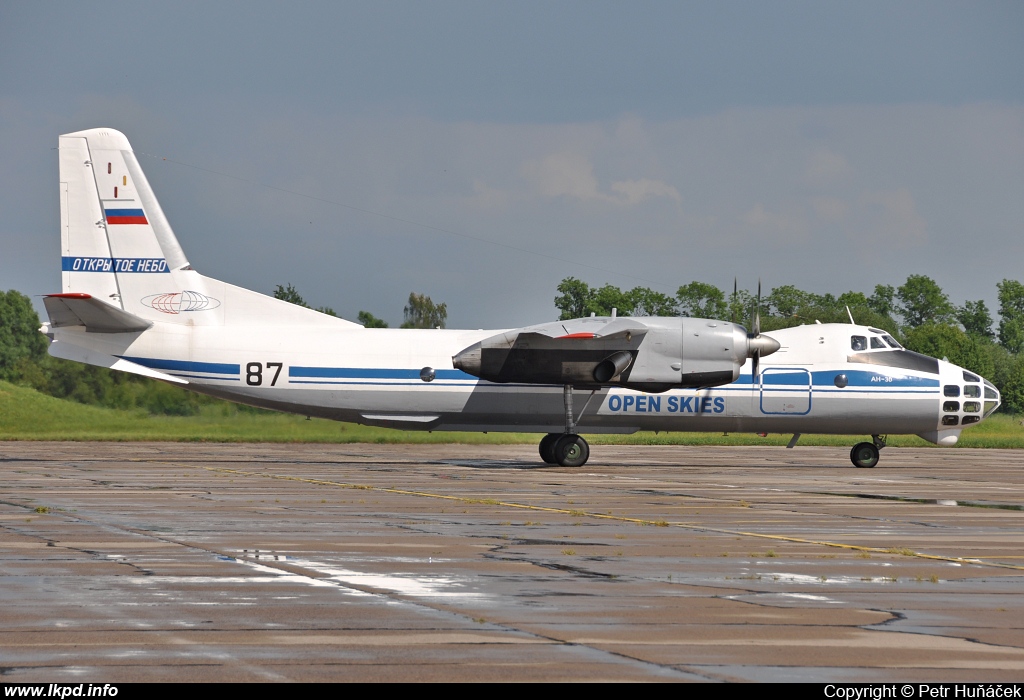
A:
851,335,867,351
882,335,902,349
870,337,886,349
963,371,980,383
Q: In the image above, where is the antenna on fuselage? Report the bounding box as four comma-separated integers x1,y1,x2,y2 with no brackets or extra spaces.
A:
846,305,855,324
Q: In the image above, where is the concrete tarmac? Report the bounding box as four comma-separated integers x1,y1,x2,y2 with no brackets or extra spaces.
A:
2,441,1023,682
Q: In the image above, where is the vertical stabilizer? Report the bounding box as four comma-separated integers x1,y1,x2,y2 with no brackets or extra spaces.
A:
58,128,223,325
57,128,360,329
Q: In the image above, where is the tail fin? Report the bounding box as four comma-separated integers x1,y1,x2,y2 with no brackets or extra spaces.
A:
58,128,357,328
59,128,199,321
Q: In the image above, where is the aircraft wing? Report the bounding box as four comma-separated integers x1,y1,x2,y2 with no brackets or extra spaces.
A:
454,315,779,391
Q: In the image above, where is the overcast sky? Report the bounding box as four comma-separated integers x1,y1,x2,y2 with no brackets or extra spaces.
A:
2,1,1022,328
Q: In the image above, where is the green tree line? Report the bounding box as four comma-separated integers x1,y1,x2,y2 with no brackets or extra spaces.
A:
0,289,224,415
0,285,450,416
555,274,1024,413
272,284,447,329
2,273,1023,416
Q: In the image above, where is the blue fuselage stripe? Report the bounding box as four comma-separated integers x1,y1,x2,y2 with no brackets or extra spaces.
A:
289,366,476,380
120,356,241,375
117,358,942,395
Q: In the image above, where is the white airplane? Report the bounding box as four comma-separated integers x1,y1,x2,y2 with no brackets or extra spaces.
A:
42,128,1001,468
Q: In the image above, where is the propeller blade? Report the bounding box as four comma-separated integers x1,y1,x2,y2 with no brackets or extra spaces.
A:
731,277,738,324
755,279,762,337
747,279,764,379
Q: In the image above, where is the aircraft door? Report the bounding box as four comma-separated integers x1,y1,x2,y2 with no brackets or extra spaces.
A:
759,368,812,415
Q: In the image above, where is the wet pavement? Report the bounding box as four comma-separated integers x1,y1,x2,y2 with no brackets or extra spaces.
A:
1,442,1023,682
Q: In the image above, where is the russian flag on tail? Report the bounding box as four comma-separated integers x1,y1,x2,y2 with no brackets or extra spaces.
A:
105,208,148,225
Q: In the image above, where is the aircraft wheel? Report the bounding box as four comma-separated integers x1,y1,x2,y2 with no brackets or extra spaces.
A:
850,442,879,468
539,433,560,464
554,434,589,468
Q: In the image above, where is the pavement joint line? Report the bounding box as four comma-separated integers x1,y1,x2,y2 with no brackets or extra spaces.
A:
147,459,1024,572
10,464,707,682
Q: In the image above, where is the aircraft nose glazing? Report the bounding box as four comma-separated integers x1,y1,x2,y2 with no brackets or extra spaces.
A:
984,379,1002,418
940,362,1002,427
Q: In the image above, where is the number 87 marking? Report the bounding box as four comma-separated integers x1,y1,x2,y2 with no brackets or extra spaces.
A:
246,362,283,386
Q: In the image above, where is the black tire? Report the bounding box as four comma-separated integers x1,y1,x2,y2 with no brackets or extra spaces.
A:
554,434,590,467
539,433,560,464
850,442,879,468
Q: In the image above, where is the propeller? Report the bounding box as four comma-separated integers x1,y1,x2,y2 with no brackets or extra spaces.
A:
746,279,780,380
749,280,762,379
729,279,779,380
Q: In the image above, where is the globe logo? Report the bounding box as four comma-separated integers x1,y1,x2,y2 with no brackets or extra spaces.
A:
141,291,221,315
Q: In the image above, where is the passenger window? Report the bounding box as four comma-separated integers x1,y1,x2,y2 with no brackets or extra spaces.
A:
963,385,980,398
963,371,980,382
942,401,960,413
943,385,960,397
941,415,959,426
851,336,867,351
870,337,886,349
963,401,980,413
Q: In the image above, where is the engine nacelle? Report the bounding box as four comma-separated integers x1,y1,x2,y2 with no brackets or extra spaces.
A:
453,315,778,392
451,317,647,385
619,318,749,392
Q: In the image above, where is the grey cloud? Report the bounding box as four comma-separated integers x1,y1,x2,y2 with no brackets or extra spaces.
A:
2,101,1023,328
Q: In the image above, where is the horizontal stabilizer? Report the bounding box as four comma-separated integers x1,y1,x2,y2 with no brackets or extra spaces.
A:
48,339,187,384
44,293,153,334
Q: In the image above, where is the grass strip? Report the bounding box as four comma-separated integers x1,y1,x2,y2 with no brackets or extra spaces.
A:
3,380,1022,447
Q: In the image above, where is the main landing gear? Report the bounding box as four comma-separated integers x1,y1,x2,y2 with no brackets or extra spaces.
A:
850,435,886,468
539,385,591,467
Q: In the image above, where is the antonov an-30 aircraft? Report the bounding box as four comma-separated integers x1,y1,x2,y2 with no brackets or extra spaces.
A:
42,128,1001,468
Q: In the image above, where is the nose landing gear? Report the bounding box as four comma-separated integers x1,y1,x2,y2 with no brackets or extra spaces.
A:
538,385,592,467
850,435,886,468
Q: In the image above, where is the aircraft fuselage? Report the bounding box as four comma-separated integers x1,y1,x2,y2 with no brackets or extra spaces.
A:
50,319,994,445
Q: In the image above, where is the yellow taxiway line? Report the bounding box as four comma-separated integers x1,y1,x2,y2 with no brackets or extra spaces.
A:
149,460,1024,572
